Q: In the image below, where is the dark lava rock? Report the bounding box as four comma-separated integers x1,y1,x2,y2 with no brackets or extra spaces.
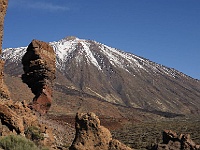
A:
22,39,56,114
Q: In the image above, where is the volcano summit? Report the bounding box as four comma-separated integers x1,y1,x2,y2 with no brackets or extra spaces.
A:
2,36,200,118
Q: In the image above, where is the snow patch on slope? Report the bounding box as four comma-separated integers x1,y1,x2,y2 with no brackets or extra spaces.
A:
1,47,26,63
50,37,101,70
98,43,146,71
1,36,187,79
79,41,101,70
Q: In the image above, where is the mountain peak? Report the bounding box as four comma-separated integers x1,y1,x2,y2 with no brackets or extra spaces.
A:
2,36,200,115
64,36,79,41
2,37,191,79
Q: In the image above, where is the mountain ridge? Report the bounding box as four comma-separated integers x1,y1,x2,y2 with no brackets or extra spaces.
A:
1,36,200,117
2,36,196,80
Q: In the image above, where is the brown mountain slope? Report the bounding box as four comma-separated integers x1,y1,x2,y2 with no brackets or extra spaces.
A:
2,37,200,120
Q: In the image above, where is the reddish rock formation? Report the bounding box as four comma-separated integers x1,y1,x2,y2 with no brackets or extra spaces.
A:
151,130,200,150
0,0,10,100
0,0,8,54
22,40,56,114
0,1,57,149
0,100,55,147
69,112,132,150
0,61,10,100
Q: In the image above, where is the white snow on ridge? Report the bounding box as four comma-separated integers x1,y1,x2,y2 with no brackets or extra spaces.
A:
49,37,102,70
2,47,27,62
79,41,101,70
50,38,79,61
1,37,184,78
50,38,79,70
95,42,146,72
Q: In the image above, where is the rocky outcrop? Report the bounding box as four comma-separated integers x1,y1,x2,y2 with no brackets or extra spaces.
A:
0,0,10,100
22,40,56,114
0,0,8,54
0,100,55,147
151,130,200,150
0,61,10,100
69,112,132,150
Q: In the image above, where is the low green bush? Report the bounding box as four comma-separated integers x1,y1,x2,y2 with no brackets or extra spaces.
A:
0,134,39,150
25,126,44,141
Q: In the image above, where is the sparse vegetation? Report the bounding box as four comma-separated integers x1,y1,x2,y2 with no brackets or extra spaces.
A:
25,126,44,142
112,118,200,149
0,134,39,150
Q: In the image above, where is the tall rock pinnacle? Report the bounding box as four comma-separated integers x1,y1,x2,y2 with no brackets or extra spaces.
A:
0,0,10,100
0,0,8,54
22,39,56,114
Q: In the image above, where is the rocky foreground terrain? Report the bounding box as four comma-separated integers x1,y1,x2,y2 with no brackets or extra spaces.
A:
0,0,200,150
0,1,133,149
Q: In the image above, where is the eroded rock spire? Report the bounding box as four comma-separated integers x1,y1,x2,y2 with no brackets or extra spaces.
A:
22,39,56,114
0,0,8,54
0,0,10,100
70,112,132,150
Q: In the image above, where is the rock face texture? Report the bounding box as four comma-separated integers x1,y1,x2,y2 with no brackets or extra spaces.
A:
22,40,56,114
151,130,200,150
0,0,10,100
69,112,132,150
0,61,10,100
0,100,55,147
3,37,200,118
0,0,8,54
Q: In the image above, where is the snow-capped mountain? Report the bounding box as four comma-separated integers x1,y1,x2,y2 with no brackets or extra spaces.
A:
2,36,200,116
2,36,187,78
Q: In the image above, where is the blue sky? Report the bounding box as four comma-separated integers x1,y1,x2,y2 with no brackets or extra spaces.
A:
3,0,200,79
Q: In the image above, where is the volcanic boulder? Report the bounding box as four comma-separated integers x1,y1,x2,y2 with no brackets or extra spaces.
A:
22,40,56,114
0,100,55,147
0,0,10,100
69,112,132,150
151,130,200,150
